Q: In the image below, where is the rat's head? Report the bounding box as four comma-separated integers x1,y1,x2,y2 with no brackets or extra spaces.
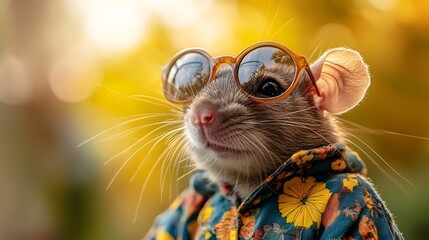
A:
162,42,370,188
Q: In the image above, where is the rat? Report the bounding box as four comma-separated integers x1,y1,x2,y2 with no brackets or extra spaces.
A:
145,46,403,240
183,48,368,199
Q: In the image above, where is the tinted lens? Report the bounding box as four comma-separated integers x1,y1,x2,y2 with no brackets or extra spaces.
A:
237,46,296,98
165,52,211,102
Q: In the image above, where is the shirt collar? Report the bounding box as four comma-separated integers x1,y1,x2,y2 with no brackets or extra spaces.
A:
189,143,366,213
238,143,366,213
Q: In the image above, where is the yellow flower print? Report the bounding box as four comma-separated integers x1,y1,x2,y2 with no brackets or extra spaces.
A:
358,216,379,239
198,205,214,224
215,206,237,240
278,176,331,229
277,171,293,181
239,213,256,239
331,159,346,171
364,192,375,216
197,205,215,240
313,148,329,159
291,150,314,166
229,229,238,240
343,174,359,192
155,230,174,240
365,194,374,209
204,231,212,240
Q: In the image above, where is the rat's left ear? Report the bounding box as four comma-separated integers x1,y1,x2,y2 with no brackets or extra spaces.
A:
310,48,370,114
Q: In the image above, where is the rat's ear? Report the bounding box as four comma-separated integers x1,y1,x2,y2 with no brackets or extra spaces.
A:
310,48,370,114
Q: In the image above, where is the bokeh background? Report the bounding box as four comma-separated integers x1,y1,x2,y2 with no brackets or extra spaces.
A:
1,0,429,239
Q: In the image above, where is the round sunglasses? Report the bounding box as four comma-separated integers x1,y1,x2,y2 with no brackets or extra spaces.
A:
162,41,319,104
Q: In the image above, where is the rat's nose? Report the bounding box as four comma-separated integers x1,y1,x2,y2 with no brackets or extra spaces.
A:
190,102,217,126
200,108,215,124
191,108,215,125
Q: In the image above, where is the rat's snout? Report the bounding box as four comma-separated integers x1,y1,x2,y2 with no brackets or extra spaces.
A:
190,101,217,126
191,108,215,125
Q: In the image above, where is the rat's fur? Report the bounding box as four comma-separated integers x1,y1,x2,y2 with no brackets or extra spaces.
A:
184,69,343,198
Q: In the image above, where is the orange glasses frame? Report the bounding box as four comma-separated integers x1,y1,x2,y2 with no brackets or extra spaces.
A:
162,41,320,104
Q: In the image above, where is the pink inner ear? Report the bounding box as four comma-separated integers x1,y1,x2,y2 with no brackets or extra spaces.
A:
310,48,370,115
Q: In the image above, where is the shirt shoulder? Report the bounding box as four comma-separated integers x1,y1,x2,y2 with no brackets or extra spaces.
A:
321,173,403,239
145,187,210,240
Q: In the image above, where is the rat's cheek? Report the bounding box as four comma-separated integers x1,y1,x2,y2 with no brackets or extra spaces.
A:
184,120,210,151
184,122,199,145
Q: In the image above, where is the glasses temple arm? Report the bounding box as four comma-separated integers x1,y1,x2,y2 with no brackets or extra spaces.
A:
305,65,320,96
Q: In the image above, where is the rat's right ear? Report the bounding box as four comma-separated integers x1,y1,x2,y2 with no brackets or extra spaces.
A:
310,48,370,114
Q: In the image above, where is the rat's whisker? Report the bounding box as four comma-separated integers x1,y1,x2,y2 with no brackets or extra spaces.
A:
258,0,272,41
264,0,284,40
344,131,415,189
283,120,325,128
100,125,147,142
338,117,429,141
129,127,185,183
213,159,225,184
100,119,182,142
161,134,186,196
131,94,183,111
104,123,182,166
132,146,167,223
164,127,186,146
169,135,190,200
113,112,181,121
178,164,194,180
308,42,323,62
281,121,333,145
160,136,186,199
343,138,409,195
158,137,183,203
280,105,319,116
78,114,179,147
98,84,182,111
130,128,185,222
246,133,272,159
106,126,183,191
269,19,293,40
287,105,319,114
176,164,197,182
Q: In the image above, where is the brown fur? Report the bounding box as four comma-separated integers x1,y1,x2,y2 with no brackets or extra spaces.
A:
183,68,343,198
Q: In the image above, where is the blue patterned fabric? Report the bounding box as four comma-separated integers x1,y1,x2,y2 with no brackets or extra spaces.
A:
145,144,403,240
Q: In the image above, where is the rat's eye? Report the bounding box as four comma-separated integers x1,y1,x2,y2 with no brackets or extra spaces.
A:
256,78,284,98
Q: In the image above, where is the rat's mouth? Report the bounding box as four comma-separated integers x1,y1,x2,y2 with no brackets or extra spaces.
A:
187,123,247,155
205,141,243,154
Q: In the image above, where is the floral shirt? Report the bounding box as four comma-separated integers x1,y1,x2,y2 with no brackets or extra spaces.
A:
145,144,403,240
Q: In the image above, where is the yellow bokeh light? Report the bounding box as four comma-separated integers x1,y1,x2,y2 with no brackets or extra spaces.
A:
146,0,213,27
49,56,103,103
77,0,148,55
368,0,399,11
